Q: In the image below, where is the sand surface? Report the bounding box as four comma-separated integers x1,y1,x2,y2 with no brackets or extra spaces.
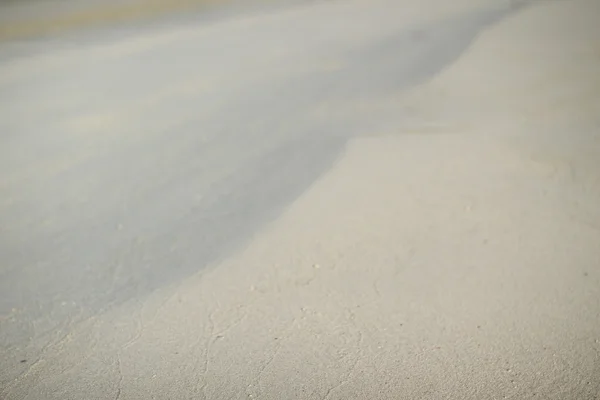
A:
1,0,599,399
0,0,233,40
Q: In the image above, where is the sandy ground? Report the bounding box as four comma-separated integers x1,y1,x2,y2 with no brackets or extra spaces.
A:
0,0,231,40
1,0,599,398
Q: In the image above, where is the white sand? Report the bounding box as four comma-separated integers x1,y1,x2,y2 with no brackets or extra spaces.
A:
3,0,600,399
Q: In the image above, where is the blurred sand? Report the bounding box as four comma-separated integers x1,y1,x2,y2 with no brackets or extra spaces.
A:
0,0,233,40
2,0,600,398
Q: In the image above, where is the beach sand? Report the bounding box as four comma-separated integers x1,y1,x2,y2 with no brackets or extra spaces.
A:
2,0,599,398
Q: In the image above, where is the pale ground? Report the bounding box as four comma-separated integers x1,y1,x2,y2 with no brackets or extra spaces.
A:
1,0,600,399
0,0,230,40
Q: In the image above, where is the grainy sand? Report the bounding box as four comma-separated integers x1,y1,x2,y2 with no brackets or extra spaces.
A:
2,0,600,398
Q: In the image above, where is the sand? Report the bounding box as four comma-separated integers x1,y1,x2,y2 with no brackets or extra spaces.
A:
0,0,228,40
2,0,600,398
